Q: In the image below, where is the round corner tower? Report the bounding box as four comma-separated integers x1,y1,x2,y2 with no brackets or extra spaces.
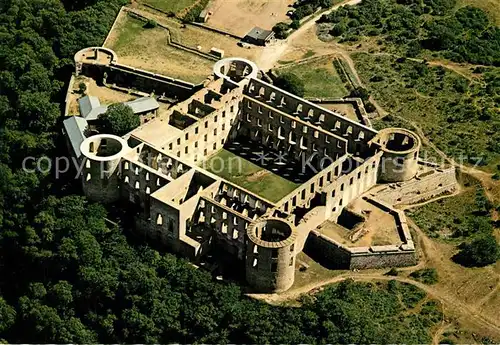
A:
80,134,129,203
213,57,258,84
245,217,298,292
373,128,421,182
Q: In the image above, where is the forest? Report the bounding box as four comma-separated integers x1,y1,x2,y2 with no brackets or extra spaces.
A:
320,0,500,65
0,0,454,343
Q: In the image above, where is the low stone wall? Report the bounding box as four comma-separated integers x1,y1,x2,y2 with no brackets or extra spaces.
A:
79,61,198,101
64,75,76,116
305,230,352,269
306,229,416,270
304,195,416,270
124,10,218,61
102,6,126,47
350,250,416,269
309,97,371,127
189,22,244,40
373,163,457,206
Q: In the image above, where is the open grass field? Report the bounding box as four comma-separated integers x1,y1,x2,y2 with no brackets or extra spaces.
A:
278,57,349,98
104,14,213,83
139,0,198,15
203,149,299,203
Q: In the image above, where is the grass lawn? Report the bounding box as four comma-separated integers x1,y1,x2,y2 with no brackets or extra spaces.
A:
278,57,349,98
140,0,198,14
105,15,213,83
202,149,299,203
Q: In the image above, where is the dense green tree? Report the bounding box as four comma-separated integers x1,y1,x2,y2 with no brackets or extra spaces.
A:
454,234,500,267
272,22,290,39
275,73,305,97
97,103,140,136
0,297,16,335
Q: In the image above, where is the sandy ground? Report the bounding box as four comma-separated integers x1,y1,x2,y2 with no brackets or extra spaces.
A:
319,103,358,122
207,0,294,37
68,77,138,115
318,198,402,247
256,0,362,70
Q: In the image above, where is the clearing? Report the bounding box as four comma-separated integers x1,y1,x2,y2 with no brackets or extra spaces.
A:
207,0,294,37
202,149,299,203
104,13,213,83
276,56,349,98
125,6,263,60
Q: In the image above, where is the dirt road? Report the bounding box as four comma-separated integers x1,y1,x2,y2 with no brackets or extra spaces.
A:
256,0,362,70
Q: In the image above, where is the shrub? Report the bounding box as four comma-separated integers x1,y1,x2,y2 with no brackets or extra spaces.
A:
144,19,157,29
273,22,290,39
385,268,399,276
275,73,305,97
364,101,376,113
96,103,140,136
453,234,499,267
410,268,439,284
78,82,87,94
350,86,370,101
290,20,301,30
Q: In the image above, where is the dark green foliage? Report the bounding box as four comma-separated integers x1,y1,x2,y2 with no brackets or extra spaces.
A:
183,0,209,22
350,86,370,101
454,234,500,267
410,268,439,284
78,82,87,94
275,72,306,97
0,298,16,335
97,103,140,136
361,53,500,169
365,101,376,113
273,22,290,39
0,0,453,342
144,19,157,28
290,19,301,30
321,0,500,65
385,268,399,276
292,0,333,21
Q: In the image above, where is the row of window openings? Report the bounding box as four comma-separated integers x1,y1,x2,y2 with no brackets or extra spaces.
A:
330,162,376,198
169,124,228,152
175,139,225,159
282,164,342,211
123,160,185,176
246,106,364,140
155,214,174,232
123,176,158,194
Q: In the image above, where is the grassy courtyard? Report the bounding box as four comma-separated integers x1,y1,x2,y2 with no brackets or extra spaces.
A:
202,149,299,203
105,14,213,83
277,57,349,98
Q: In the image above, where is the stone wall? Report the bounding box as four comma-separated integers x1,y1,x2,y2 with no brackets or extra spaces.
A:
240,95,348,166
373,163,457,206
163,86,242,163
245,78,377,155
